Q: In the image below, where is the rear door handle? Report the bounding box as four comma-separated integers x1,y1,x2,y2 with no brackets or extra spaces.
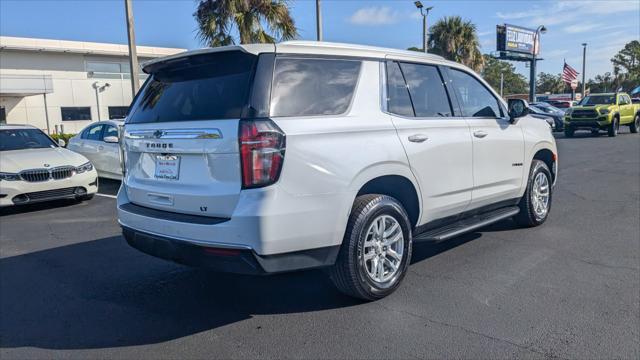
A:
473,130,488,138
408,134,429,143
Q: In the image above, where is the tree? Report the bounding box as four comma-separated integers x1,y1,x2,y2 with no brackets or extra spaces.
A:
427,16,484,72
536,72,566,94
194,0,298,47
611,40,640,91
481,55,528,96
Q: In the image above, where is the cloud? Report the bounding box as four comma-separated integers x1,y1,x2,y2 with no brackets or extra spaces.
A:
348,7,399,26
563,23,602,34
496,1,639,27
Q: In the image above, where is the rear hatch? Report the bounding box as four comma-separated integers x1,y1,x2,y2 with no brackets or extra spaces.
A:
123,48,274,218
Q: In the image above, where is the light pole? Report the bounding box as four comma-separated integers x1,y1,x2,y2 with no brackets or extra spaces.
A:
581,43,587,99
529,25,547,102
92,82,111,121
414,2,433,53
316,0,322,41
125,0,140,95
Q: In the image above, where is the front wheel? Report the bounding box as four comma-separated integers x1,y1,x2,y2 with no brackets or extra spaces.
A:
608,117,619,137
329,194,412,301
630,114,640,133
514,160,553,227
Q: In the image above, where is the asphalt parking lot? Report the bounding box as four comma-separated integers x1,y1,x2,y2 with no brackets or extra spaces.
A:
1,129,639,359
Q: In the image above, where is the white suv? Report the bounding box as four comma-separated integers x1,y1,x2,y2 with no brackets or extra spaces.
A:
118,41,557,300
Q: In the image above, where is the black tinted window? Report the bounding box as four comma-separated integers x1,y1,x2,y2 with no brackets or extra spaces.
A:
61,107,92,121
400,63,452,117
0,129,57,151
448,69,502,118
270,58,361,117
108,106,128,120
127,51,257,123
85,125,104,141
386,61,414,117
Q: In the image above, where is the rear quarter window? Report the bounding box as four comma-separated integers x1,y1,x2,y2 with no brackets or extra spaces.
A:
270,58,362,117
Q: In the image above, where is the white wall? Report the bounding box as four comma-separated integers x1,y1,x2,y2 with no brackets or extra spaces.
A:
0,50,148,134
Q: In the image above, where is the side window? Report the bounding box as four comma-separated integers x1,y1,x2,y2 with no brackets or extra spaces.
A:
399,63,452,117
385,61,414,117
270,58,361,117
448,69,502,118
85,125,104,141
103,125,118,140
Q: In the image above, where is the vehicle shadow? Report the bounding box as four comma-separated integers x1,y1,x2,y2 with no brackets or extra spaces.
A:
0,220,516,350
0,199,81,216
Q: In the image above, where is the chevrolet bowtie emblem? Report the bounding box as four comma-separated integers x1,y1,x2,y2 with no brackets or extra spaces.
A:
153,130,164,138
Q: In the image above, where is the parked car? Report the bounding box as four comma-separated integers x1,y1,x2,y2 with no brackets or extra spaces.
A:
0,125,98,207
118,41,558,300
545,100,576,109
564,92,640,137
68,120,123,180
529,102,565,131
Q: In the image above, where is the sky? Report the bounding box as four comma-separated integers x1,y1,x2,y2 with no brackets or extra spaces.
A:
1,0,639,80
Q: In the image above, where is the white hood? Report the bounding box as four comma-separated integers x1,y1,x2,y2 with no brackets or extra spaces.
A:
0,147,90,173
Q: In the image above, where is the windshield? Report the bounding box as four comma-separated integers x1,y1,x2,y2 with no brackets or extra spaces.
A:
532,104,561,114
0,128,57,151
127,51,257,123
580,95,616,105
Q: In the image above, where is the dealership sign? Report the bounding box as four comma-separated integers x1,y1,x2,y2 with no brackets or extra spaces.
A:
497,24,539,55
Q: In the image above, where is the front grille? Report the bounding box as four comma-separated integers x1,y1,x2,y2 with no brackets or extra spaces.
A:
20,166,75,182
13,187,80,204
571,110,598,119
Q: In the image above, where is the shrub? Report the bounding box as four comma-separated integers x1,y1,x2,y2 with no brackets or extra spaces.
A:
50,133,76,147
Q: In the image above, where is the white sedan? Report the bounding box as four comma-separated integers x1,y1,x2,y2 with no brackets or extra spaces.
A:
0,125,98,207
68,120,123,180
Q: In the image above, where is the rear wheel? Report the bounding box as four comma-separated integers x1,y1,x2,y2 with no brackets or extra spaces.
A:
608,117,619,137
564,128,574,137
630,114,640,133
330,194,412,301
514,160,552,228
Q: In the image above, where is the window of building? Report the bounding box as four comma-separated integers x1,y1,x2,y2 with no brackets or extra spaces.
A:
448,69,502,118
385,61,414,117
399,63,453,117
108,106,129,120
61,107,92,121
270,58,361,117
87,61,122,73
0,106,6,124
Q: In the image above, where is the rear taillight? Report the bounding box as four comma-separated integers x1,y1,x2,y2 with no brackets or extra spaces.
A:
239,119,286,189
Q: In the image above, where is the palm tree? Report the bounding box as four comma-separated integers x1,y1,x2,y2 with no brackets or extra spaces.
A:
428,16,484,72
194,0,298,47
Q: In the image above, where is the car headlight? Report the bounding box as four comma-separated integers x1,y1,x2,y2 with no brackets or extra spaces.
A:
75,162,94,174
0,172,21,181
599,108,610,115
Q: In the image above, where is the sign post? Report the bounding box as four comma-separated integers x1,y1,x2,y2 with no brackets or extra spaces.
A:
570,79,578,101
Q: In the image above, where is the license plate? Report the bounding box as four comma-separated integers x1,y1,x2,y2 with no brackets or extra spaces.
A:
154,155,181,180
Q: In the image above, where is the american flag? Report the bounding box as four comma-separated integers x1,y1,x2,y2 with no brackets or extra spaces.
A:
562,62,579,84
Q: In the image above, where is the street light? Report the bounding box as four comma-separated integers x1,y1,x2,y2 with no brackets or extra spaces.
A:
414,2,433,53
529,25,547,102
92,81,111,121
581,43,587,98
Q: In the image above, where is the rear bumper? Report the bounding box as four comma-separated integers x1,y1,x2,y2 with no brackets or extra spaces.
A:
122,226,339,274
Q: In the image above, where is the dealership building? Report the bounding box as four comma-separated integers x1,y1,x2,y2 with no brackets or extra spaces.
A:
0,36,185,134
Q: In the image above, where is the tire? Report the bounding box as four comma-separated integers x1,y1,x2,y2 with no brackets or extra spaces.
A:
630,114,640,133
564,128,574,138
608,117,619,137
77,194,94,202
514,160,553,228
329,194,412,301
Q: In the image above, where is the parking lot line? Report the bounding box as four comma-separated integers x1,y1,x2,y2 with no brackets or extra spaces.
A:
96,193,117,199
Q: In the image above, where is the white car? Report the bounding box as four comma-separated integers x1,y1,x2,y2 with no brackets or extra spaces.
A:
68,120,123,180
0,125,98,207
118,41,558,300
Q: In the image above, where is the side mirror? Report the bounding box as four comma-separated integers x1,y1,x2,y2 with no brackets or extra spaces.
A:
58,139,66,147
103,136,119,144
507,98,530,122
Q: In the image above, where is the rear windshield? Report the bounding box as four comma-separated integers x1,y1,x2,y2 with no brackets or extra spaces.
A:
127,51,257,123
0,129,57,151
